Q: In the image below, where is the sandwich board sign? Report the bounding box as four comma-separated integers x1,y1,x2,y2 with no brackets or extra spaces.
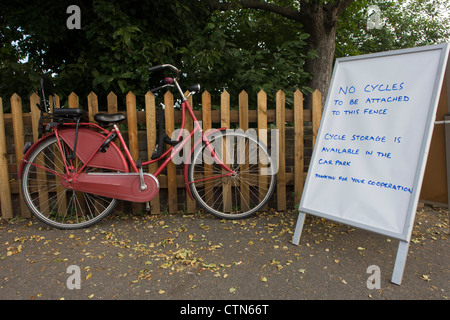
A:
292,43,449,285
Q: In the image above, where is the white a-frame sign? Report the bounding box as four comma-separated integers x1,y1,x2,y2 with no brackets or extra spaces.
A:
292,43,449,285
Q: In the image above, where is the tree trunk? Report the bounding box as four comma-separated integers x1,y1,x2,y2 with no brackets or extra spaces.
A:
299,2,340,109
208,0,354,108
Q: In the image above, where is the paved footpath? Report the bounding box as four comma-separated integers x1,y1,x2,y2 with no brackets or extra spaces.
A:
0,206,448,304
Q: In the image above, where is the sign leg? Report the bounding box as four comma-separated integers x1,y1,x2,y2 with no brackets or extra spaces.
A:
391,240,410,285
444,114,450,206
292,212,307,246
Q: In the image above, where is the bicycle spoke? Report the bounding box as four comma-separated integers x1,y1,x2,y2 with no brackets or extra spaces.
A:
189,131,276,219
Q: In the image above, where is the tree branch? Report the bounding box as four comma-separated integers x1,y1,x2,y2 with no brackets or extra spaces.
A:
208,0,303,22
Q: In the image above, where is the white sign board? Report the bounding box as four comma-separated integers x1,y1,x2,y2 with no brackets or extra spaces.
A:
293,44,449,284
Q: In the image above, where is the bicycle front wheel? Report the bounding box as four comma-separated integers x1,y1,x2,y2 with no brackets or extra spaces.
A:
188,130,276,219
21,136,118,229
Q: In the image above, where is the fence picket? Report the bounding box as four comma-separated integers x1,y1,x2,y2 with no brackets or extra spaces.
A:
312,89,322,147
145,91,160,214
221,91,232,213
0,98,13,219
87,92,98,123
126,91,142,212
276,90,286,211
184,92,197,214
257,90,269,210
107,91,118,114
29,93,50,217
11,94,29,217
30,93,41,142
202,91,214,209
68,92,79,108
239,91,250,212
164,91,178,214
294,90,304,207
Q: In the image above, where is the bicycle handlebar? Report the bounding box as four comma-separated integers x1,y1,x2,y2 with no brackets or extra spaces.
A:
149,64,198,100
149,64,182,94
148,64,180,73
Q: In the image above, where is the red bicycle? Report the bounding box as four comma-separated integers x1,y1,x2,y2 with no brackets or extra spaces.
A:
19,64,276,229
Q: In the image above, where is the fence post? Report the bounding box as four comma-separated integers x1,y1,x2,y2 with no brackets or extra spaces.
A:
126,92,139,162
107,92,120,148
202,90,214,209
184,92,197,214
68,92,79,108
221,91,232,212
48,93,68,216
107,91,118,114
239,91,250,212
294,89,304,207
0,97,13,219
164,91,178,214
276,90,286,211
126,91,141,213
11,94,29,217
145,91,160,214
257,90,269,210
30,93,50,217
30,93,41,141
312,89,322,147
87,92,98,123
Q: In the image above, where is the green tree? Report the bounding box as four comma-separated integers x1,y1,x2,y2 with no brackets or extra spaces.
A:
181,7,314,106
3,0,449,112
1,0,212,108
336,0,450,57
208,0,355,106
1,0,312,110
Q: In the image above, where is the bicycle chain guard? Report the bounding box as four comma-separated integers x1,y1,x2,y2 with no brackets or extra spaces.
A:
62,173,159,203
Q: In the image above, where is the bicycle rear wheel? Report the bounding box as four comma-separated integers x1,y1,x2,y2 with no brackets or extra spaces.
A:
21,136,118,229
188,130,276,219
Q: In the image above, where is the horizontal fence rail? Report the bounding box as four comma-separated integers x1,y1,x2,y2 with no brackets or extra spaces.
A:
0,89,322,218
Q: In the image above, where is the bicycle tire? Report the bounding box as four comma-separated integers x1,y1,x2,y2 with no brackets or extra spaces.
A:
21,136,118,229
188,130,276,219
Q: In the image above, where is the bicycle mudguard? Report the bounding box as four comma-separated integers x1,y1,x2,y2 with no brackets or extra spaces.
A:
19,133,55,178
58,128,129,172
19,128,129,178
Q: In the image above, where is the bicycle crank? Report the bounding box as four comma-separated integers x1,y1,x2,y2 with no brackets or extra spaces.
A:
62,173,159,203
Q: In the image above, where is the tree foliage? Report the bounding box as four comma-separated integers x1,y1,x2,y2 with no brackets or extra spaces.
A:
336,0,450,57
182,8,314,103
1,0,212,109
1,0,312,110
1,0,449,112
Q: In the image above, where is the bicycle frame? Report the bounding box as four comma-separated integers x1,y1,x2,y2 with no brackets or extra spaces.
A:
20,87,235,202
19,65,277,228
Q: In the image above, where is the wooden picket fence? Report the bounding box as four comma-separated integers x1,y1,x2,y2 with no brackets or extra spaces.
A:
0,89,323,219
